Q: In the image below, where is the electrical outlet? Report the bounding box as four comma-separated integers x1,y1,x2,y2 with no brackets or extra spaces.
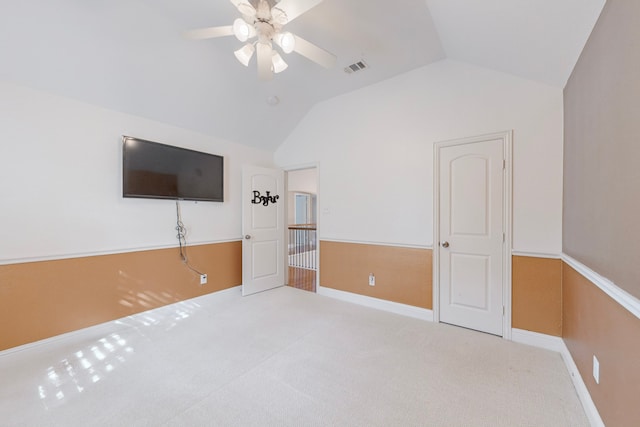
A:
593,355,600,384
368,273,375,286
200,274,208,285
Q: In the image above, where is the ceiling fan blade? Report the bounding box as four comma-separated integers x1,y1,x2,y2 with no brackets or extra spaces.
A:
256,43,274,81
270,7,288,26
230,0,256,17
184,26,234,40
273,0,323,23
292,35,336,69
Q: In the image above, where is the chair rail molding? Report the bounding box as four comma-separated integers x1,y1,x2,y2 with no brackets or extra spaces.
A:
562,253,640,320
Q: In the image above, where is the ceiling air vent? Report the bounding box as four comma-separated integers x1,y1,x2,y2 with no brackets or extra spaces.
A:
344,60,369,74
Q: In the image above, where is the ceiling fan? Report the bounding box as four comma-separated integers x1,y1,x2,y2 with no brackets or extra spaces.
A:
186,0,337,80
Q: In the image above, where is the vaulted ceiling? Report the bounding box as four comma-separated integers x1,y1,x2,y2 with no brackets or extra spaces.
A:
0,0,605,150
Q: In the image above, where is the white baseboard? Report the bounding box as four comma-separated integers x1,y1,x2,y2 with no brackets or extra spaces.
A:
511,328,564,352
559,341,605,427
0,285,242,358
0,318,125,358
512,328,604,427
317,286,434,321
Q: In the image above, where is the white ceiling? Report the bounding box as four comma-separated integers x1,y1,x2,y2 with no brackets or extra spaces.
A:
0,0,605,150
426,0,606,87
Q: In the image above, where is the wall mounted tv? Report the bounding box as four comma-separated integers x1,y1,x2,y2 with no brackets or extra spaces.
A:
122,136,224,202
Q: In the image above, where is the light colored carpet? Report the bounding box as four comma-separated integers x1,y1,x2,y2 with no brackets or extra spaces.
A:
0,286,588,426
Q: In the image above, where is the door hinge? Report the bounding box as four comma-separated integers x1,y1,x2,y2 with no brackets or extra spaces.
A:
503,233,505,243
503,159,506,170
503,306,505,316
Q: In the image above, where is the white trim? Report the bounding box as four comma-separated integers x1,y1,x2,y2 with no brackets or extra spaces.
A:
0,319,124,358
562,253,640,320
0,286,243,357
281,161,320,172
511,250,561,259
319,238,433,250
284,168,290,287
433,131,513,339
559,341,605,427
503,132,513,340
511,329,604,427
0,239,242,266
317,286,434,321
511,328,564,352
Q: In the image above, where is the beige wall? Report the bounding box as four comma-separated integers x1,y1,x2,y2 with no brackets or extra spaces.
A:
0,242,241,351
0,81,269,353
320,242,564,338
563,263,640,427
512,256,562,336
320,241,432,309
4,242,565,351
563,0,640,299
563,1,640,425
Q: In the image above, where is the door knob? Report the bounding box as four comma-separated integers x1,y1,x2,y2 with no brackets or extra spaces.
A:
441,241,449,248
244,235,252,240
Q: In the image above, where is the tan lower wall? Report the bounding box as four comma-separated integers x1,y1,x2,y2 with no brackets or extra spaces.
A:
563,262,640,427
0,241,242,351
319,243,566,331
319,241,432,309
512,256,562,336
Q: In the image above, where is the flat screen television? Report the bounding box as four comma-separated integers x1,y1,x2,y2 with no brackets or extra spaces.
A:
122,136,224,202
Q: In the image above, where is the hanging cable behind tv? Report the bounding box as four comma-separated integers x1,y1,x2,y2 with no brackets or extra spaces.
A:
175,201,206,283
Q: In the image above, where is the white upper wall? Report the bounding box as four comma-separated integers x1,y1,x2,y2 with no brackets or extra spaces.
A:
274,59,564,254
0,58,564,261
287,168,318,195
0,81,273,263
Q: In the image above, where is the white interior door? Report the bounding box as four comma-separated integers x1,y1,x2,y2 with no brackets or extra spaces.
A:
437,135,508,336
242,166,285,296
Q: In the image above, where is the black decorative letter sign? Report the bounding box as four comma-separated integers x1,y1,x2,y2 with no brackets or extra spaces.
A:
251,190,280,206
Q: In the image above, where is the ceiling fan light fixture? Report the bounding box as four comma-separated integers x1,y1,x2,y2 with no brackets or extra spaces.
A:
185,0,337,80
233,18,255,42
271,51,288,73
234,43,255,67
276,31,296,54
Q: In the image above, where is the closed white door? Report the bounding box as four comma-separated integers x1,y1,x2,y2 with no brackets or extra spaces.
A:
242,166,285,296
437,136,506,336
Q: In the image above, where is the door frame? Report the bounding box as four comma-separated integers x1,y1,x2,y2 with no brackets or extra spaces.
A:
433,131,513,339
283,162,320,290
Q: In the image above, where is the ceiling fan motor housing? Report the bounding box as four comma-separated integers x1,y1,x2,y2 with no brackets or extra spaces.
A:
256,21,276,44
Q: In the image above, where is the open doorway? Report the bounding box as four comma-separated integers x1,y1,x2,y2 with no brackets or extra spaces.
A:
286,167,318,292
